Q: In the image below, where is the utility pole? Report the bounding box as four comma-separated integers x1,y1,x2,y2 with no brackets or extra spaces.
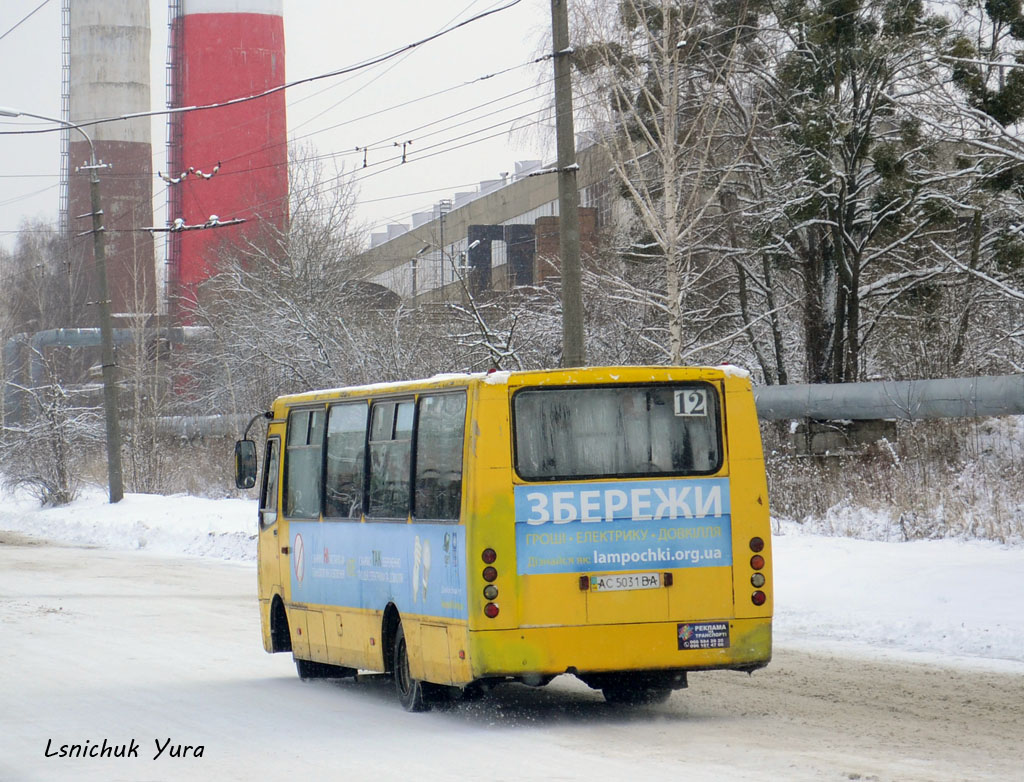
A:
85,153,124,503
439,198,451,286
550,0,585,367
0,107,124,503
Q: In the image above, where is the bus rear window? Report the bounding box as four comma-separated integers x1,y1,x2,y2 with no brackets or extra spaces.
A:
513,384,722,480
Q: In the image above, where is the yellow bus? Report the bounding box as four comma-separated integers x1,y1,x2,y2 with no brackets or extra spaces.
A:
234,365,772,710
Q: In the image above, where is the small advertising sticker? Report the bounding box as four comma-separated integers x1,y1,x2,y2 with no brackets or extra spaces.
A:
677,621,730,650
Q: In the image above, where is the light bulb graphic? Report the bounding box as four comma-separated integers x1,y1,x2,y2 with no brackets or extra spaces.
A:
421,539,431,602
412,536,422,603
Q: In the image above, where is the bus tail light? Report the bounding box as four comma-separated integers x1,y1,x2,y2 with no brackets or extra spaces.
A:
751,573,766,588
482,552,499,617
752,590,766,606
749,537,765,553
750,554,765,571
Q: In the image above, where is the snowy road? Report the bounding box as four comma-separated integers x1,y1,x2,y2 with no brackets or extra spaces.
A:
1,535,1021,782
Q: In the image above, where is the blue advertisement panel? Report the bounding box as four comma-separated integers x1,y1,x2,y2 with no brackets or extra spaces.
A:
289,522,467,620
514,477,732,575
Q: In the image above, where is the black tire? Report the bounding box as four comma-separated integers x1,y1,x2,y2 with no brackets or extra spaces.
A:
602,685,672,705
270,599,292,653
393,623,431,712
460,681,487,702
295,657,356,680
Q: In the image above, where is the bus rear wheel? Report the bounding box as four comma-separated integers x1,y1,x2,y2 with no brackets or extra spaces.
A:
393,623,430,712
295,657,356,680
602,684,672,705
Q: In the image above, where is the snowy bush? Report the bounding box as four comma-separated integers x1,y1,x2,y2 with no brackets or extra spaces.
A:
766,417,1024,544
0,353,103,507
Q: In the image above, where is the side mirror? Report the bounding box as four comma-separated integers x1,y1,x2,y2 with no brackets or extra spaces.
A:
234,439,258,489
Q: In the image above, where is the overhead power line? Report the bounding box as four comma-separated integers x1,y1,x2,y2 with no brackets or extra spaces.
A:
0,0,52,44
183,85,612,230
0,0,525,138
285,0,490,135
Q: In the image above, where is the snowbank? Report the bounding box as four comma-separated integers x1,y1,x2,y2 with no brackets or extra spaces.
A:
772,525,1024,669
0,487,256,560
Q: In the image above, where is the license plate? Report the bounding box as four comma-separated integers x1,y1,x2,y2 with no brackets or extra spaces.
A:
590,572,662,592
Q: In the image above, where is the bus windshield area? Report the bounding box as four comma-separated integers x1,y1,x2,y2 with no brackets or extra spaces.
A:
513,384,721,481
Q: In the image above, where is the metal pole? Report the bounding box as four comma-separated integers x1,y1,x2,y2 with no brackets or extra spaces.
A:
550,0,585,367
439,199,449,285
1,108,124,502
86,155,125,502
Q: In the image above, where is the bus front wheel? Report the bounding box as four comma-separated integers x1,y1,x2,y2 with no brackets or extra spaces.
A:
393,623,430,712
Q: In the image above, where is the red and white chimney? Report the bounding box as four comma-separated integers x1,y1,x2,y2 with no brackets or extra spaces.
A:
171,0,287,307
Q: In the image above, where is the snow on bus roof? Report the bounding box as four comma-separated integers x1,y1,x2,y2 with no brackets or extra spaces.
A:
275,366,749,402
718,364,752,378
275,371,484,401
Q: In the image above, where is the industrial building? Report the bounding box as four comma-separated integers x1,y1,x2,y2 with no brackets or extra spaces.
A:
58,1,611,316
355,142,612,303
1,1,292,416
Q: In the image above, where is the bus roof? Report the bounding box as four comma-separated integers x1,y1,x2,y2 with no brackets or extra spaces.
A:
271,365,751,410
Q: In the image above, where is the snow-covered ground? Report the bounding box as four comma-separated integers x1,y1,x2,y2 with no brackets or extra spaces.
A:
2,487,1023,672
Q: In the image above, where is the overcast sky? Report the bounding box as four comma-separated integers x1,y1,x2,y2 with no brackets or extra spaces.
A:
0,0,552,251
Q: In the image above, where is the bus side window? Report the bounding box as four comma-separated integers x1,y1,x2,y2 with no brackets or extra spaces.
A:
260,438,280,527
367,400,413,519
284,408,325,519
325,403,367,519
414,393,466,521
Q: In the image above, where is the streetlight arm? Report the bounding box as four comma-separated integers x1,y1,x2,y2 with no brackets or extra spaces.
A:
0,107,96,163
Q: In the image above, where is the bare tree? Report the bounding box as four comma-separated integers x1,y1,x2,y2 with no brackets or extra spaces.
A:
571,0,769,366
0,222,105,504
184,147,437,413
0,349,104,505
